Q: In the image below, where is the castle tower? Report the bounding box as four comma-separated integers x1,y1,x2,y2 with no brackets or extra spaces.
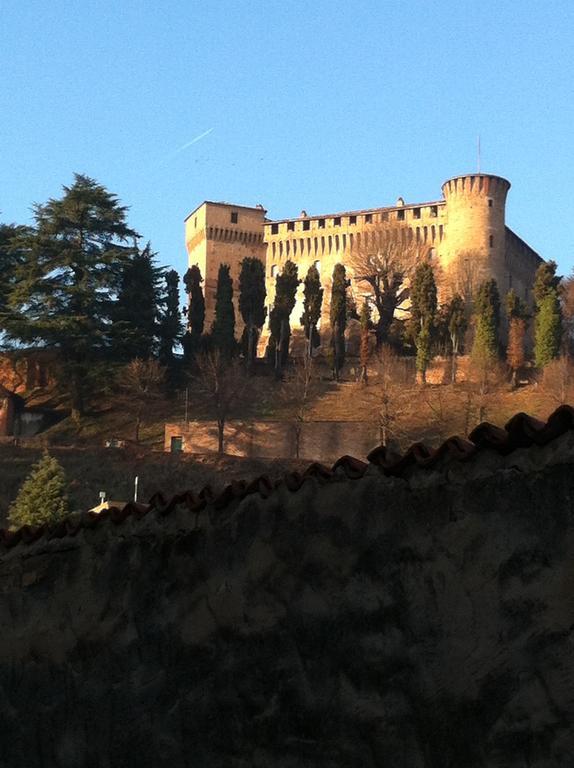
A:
441,173,511,298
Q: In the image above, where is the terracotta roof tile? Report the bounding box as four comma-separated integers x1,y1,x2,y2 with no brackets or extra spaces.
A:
2,405,574,552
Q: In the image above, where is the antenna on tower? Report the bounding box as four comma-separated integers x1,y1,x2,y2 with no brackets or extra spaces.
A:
477,134,481,174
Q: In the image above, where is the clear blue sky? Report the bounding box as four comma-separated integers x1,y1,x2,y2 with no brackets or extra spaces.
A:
1,0,573,277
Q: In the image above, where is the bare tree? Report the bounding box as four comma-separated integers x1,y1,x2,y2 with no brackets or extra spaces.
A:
453,250,482,307
542,354,574,406
119,358,166,443
368,344,410,447
279,356,320,458
347,224,427,348
194,349,247,454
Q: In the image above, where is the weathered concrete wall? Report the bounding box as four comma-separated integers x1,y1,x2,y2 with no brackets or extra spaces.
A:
165,419,381,461
0,433,573,766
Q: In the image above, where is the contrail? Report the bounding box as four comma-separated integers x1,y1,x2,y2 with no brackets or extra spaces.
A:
172,128,214,156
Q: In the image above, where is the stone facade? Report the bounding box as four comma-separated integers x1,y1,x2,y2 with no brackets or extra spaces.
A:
186,174,542,334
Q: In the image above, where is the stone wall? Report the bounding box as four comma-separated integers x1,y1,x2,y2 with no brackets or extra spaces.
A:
165,419,381,462
0,431,573,766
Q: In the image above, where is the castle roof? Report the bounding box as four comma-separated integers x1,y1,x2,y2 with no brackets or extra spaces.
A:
184,200,267,221
2,405,574,554
265,199,445,226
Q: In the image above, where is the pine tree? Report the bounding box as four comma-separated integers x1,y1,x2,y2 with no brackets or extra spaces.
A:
238,257,266,369
158,269,183,369
6,174,137,420
472,279,501,386
112,242,164,361
330,263,348,381
410,261,437,384
269,260,299,377
300,264,323,360
533,261,562,369
211,263,236,358
183,264,206,363
8,452,69,529
359,300,371,384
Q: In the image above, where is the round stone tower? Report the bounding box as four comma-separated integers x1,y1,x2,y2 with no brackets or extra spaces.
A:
441,173,510,295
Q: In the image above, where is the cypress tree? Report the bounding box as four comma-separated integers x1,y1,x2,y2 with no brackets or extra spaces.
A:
300,264,323,360
472,279,501,383
505,289,529,387
445,293,467,383
359,300,371,384
535,293,562,368
183,264,206,362
8,451,69,529
269,260,299,377
533,261,562,369
112,242,163,361
330,263,348,381
410,261,437,384
238,257,266,369
158,269,183,369
211,263,236,358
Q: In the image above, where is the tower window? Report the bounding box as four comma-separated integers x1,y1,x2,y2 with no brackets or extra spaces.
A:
430,206,438,217
365,214,372,223
397,209,405,221
349,215,357,225
271,223,279,235
287,221,295,231
318,219,325,229
303,219,310,231
488,199,493,207
230,212,238,223
334,217,341,226
413,208,421,220
489,235,494,248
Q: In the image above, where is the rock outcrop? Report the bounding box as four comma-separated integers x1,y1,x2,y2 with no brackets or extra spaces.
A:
0,409,573,767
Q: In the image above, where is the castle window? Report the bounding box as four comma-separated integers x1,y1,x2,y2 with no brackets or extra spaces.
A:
321,236,325,252
349,215,357,225
318,219,325,229
424,227,428,242
365,214,372,223
293,240,297,255
194,217,197,228
334,217,341,226
342,234,346,251
397,209,405,221
272,242,276,258
416,227,420,242
303,219,310,231
286,241,290,256
349,233,354,250
489,235,494,248
328,236,332,253
208,227,213,238
230,212,238,224
439,225,444,241
335,235,340,251
314,238,318,253
430,206,438,217
413,208,421,220
287,221,295,232
271,223,279,235
431,225,436,241
488,199,493,207
300,239,304,252
279,242,283,258
381,212,389,221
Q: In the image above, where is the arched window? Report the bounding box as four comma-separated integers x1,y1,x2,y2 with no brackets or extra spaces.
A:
431,226,436,241
335,235,339,251
328,236,332,253
286,240,290,256
272,242,276,259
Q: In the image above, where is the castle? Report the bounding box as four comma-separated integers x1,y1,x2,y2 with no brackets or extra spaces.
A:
185,173,543,334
